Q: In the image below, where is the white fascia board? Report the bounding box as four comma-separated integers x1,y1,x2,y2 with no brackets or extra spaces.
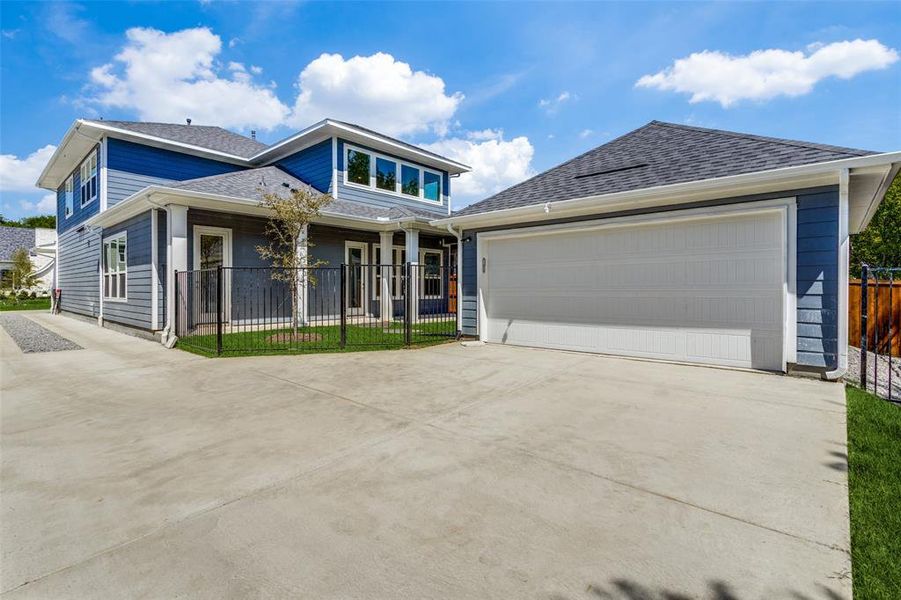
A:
36,120,103,190
856,162,900,233
434,151,901,230
251,119,471,174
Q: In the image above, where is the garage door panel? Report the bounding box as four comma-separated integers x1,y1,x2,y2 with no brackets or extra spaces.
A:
483,212,786,371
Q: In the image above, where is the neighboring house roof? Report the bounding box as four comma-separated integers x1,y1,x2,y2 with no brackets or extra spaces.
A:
168,167,441,223
83,120,268,158
455,121,877,217
0,226,36,262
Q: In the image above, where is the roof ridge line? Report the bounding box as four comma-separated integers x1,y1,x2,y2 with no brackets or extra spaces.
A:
650,121,872,157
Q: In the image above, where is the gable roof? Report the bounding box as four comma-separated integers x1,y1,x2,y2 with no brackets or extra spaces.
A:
84,120,267,158
0,226,36,262
455,121,877,217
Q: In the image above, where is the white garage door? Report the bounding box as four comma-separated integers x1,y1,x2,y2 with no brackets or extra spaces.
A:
481,209,787,371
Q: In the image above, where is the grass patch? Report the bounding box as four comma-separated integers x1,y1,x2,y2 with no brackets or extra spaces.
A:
0,297,51,311
846,385,901,599
177,320,456,357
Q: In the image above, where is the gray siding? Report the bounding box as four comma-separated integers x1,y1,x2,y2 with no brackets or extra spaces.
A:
102,211,156,330
158,213,167,328
107,170,174,206
58,226,101,318
460,186,840,370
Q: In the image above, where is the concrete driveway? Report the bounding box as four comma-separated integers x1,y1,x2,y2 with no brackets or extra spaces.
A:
1,313,850,599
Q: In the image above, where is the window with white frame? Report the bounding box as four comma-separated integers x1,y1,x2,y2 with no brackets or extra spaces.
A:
64,176,74,218
103,233,127,300
420,249,442,299
344,145,442,203
372,246,406,299
79,152,98,206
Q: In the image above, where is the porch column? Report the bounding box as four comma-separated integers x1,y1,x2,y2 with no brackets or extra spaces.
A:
296,224,309,326
165,204,188,343
379,230,393,323
405,228,419,323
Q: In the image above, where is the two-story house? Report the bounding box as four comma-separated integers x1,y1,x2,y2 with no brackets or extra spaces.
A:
36,119,470,340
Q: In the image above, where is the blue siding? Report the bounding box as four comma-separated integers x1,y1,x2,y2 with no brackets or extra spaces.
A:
108,170,174,206
276,139,333,193
460,186,841,370
57,225,100,318
795,189,839,369
102,211,156,330
336,138,448,216
57,146,101,234
107,138,245,181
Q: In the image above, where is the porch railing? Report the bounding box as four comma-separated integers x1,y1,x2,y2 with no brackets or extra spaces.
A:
174,263,458,356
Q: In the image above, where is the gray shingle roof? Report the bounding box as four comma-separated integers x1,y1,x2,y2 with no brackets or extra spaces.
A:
0,226,36,262
168,167,441,222
455,121,877,217
87,120,268,158
329,119,467,167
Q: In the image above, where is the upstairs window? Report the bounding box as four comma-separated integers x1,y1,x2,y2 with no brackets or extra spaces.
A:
344,144,442,203
80,152,97,206
347,149,370,186
64,176,74,218
103,233,127,300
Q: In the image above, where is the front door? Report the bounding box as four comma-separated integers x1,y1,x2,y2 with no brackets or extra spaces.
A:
345,242,368,316
193,226,232,322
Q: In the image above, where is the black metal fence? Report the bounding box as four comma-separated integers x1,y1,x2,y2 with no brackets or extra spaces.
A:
174,263,458,355
856,264,899,402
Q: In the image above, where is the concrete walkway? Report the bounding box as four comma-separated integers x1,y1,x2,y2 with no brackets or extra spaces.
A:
1,313,850,599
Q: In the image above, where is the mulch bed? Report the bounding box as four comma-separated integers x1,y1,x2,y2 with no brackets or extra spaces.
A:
266,332,323,344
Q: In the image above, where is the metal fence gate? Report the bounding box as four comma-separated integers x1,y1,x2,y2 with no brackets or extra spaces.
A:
174,263,458,356
855,264,899,402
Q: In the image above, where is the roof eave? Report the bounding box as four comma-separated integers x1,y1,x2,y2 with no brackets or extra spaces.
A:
433,151,901,230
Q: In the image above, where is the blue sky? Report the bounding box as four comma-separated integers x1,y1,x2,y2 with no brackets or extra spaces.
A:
1,1,899,219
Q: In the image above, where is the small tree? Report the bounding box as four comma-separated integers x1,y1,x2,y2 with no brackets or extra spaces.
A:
256,186,332,336
1,248,38,292
850,173,901,277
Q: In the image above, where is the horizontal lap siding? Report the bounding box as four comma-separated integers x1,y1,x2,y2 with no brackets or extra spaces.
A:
107,170,174,206
107,138,245,180
461,234,478,335
102,211,156,330
58,227,100,318
276,139,333,193
336,139,448,217
795,190,839,368
158,215,167,327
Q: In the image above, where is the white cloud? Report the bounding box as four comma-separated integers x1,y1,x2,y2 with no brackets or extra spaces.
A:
289,52,463,136
0,145,57,192
466,128,504,142
637,39,898,107
538,91,575,114
578,129,593,139
423,134,534,206
18,193,57,214
88,27,290,130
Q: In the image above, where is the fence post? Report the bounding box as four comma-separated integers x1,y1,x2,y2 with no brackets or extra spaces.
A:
860,264,868,388
216,265,223,356
404,262,412,346
339,264,347,349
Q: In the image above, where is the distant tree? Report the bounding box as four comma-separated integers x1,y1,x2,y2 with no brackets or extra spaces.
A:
850,173,901,278
256,186,332,337
0,214,56,229
1,248,38,291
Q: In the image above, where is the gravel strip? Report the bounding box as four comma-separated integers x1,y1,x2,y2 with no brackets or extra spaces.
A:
847,346,901,401
0,314,82,353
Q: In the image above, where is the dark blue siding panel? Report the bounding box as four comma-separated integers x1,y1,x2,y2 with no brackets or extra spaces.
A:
276,139,333,193
460,232,478,335
57,225,100,318
795,189,839,369
57,146,101,233
107,138,244,181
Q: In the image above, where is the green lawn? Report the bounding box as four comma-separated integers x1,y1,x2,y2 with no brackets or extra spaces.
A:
0,297,51,311
846,385,901,599
177,320,456,357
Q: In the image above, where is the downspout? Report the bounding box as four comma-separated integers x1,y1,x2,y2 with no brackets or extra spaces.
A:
145,195,175,346
825,168,850,381
445,223,463,336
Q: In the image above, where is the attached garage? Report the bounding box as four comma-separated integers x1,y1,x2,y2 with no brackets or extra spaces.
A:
478,203,793,371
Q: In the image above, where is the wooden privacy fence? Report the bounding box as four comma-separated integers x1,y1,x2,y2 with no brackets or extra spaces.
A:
849,279,900,358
